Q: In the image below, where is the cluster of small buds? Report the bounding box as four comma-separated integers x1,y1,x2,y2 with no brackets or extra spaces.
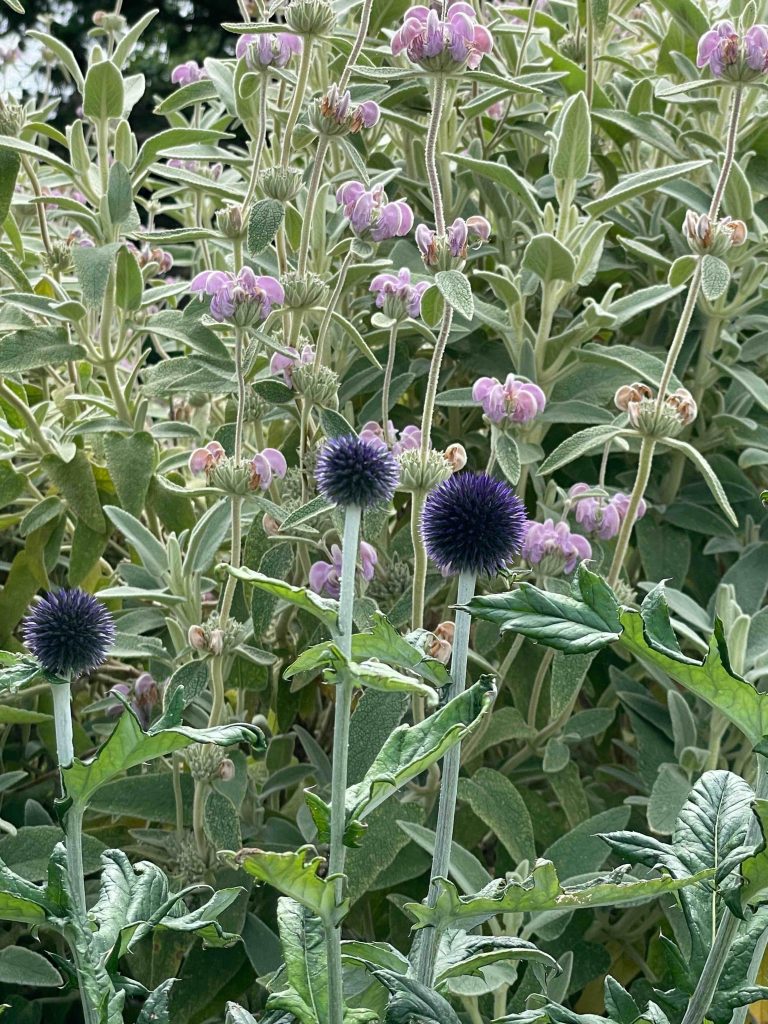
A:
0,102,24,137
312,83,380,136
559,31,586,65
67,226,95,249
42,240,73,275
258,166,304,202
428,621,455,664
171,60,209,86
309,541,378,598
697,21,768,81
568,484,647,542
186,742,228,782
522,519,592,576
615,381,698,437
396,447,453,493
367,555,412,603
683,211,747,257
292,363,340,410
392,3,493,73
168,158,223,180
108,672,159,730
188,442,287,493
336,182,414,242
189,268,284,325
416,215,491,270
236,32,302,69
215,204,246,240
472,374,546,426
285,0,336,37
360,420,422,456
188,614,247,658
271,343,316,387
281,271,329,310
92,10,126,31
127,242,173,275
370,268,429,321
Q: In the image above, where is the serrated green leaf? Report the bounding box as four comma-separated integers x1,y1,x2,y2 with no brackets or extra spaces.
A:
233,848,346,924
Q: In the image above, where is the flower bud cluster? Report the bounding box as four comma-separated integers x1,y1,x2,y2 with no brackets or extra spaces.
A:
521,519,592,576
236,32,302,69
285,0,336,37
188,614,246,657
370,268,428,321
568,484,646,541
472,374,546,426
336,182,414,242
259,166,304,201
697,21,768,81
683,211,747,257
416,216,491,270
311,84,380,137
189,268,284,325
309,540,378,597
171,61,208,86
108,673,160,730
614,382,697,437
188,442,287,494
392,3,493,73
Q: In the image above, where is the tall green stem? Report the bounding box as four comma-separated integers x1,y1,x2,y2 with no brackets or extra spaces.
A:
326,503,362,1024
281,40,313,170
243,79,268,210
607,436,655,588
415,570,477,986
381,322,399,437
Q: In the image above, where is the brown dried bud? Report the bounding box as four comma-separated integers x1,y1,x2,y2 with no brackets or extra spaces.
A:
262,513,282,537
666,387,698,427
614,382,654,413
683,211,747,256
434,621,455,644
427,635,452,664
444,443,467,473
188,625,207,651
218,758,236,781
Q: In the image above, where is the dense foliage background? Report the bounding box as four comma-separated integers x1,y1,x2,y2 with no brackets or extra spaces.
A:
0,0,767,1022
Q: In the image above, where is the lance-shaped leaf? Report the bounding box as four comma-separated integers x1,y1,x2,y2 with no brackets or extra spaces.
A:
621,583,765,745
267,899,378,1024
434,932,559,988
322,649,439,706
63,704,264,809
232,846,346,925
223,566,340,631
463,564,622,654
306,677,497,846
285,612,450,689
404,861,713,933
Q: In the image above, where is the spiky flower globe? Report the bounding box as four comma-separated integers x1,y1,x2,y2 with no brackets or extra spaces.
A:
315,434,399,508
421,471,527,577
22,589,116,678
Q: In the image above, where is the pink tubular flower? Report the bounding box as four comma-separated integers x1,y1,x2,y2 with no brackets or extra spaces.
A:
336,182,413,242
416,215,491,268
370,268,429,321
189,268,284,325
189,441,226,475
360,420,422,455
392,2,493,72
250,448,287,491
270,343,315,387
522,518,592,575
319,84,380,133
697,20,768,79
472,374,546,426
171,60,208,86
236,32,302,69
308,541,378,598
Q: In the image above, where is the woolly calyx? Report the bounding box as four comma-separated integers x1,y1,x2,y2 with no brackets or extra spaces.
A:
420,471,527,577
22,588,116,679
315,434,399,509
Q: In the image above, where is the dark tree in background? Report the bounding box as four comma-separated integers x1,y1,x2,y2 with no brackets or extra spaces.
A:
3,0,236,131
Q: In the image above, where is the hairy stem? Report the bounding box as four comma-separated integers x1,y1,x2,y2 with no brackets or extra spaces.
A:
281,40,314,170
381,322,399,436
708,84,742,221
607,435,655,588
243,79,269,210
415,570,477,986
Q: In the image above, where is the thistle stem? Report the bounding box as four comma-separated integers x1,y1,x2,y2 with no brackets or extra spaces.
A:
326,503,362,1024
415,569,477,986
410,490,428,632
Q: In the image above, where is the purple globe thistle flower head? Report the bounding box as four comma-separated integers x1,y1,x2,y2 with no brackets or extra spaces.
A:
421,471,527,577
697,20,768,80
315,434,399,508
309,541,378,597
521,518,591,575
189,268,284,325
236,32,302,69
316,84,380,135
416,215,491,270
336,182,414,242
370,268,429,321
171,60,208,86
22,589,116,679
250,448,287,491
270,343,315,387
392,2,493,73
472,374,546,426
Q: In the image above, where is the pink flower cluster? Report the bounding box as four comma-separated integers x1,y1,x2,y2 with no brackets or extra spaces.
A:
189,268,284,324
416,215,491,267
236,32,302,69
270,343,315,387
188,441,287,492
109,673,159,730
370,268,428,320
168,158,223,180
171,61,208,86
336,182,414,242
360,420,421,456
472,374,546,426
320,84,380,133
522,519,592,575
569,484,646,542
309,541,378,598
392,3,493,72
697,21,768,79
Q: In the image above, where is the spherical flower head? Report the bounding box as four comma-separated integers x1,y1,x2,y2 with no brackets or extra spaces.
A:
391,2,492,73
22,588,116,678
315,434,399,508
421,471,527,577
